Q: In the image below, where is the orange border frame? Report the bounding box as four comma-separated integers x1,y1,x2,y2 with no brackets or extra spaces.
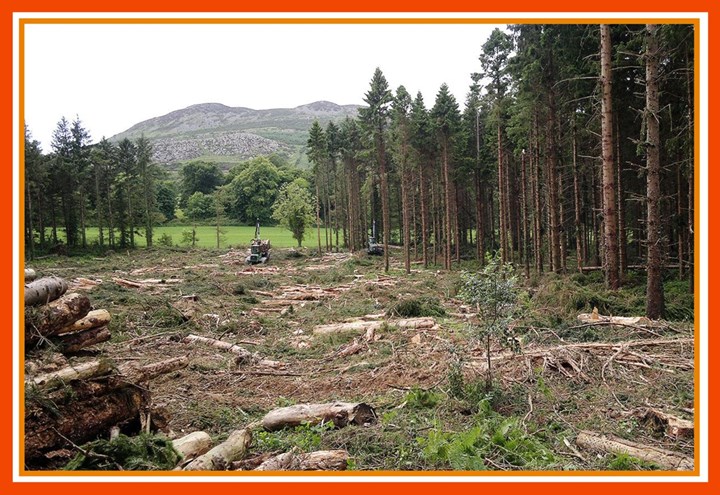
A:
5,1,716,494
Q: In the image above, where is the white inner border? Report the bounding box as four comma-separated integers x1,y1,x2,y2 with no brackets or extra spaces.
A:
12,10,709,484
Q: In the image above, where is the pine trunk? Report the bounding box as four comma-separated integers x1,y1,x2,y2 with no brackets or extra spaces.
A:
601,24,620,289
645,24,665,318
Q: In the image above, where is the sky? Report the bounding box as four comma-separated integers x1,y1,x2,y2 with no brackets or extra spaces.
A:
23,21,503,152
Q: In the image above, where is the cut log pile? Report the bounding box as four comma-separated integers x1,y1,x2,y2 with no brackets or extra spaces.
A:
577,308,660,327
112,276,183,291
24,356,189,466
25,273,112,354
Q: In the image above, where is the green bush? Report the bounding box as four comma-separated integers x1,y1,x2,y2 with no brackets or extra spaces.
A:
64,433,181,471
389,297,446,318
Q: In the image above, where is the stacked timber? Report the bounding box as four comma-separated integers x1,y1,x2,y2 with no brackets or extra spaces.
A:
24,356,189,467
24,272,111,354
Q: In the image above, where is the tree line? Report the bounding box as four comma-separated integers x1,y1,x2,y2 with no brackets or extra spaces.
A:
304,24,695,318
24,119,314,254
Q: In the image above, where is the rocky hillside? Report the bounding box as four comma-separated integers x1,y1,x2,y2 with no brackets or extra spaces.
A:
111,101,360,168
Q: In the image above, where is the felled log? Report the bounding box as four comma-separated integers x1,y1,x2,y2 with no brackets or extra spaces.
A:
575,430,693,470
118,356,189,383
183,334,284,368
25,268,37,282
254,449,349,471
25,292,92,345
633,408,694,438
577,309,656,327
56,309,111,335
27,356,189,393
262,402,377,432
25,387,147,464
313,317,435,335
112,277,183,289
183,429,252,471
172,431,213,461
24,276,68,306
27,359,113,391
55,325,111,353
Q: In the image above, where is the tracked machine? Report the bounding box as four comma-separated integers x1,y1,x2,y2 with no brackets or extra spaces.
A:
367,220,383,256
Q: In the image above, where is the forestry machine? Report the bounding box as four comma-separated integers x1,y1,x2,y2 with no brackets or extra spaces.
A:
367,220,384,256
246,221,271,265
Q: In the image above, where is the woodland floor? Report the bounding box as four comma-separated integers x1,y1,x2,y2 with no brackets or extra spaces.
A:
24,245,696,473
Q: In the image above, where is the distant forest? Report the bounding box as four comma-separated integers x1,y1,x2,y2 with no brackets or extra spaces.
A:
23,24,695,319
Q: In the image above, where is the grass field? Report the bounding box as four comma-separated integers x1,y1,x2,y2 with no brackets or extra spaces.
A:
74,225,311,249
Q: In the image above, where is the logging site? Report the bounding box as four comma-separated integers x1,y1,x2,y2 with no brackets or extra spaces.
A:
21,21,698,475
22,246,695,473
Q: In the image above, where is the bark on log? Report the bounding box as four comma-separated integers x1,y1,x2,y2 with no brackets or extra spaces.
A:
183,429,252,471
262,402,377,431
25,268,38,282
25,387,147,463
575,430,693,470
27,359,114,391
254,449,349,471
24,276,68,306
56,309,111,335
183,334,283,368
172,431,213,461
25,292,92,345
56,325,111,353
118,356,189,383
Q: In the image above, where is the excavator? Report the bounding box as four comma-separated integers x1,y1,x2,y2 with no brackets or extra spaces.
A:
245,220,271,264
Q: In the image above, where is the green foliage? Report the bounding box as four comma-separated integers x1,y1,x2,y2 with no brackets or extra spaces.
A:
405,387,442,410
223,156,283,225
179,161,223,206
418,404,556,471
185,191,215,221
605,452,661,471
64,433,181,471
157,233,173,247
272,178,316,247
388,296,446,318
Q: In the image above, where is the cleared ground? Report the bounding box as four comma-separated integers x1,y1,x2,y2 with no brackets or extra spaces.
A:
25,246,695,472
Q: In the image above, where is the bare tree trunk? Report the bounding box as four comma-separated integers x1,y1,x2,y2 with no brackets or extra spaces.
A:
572,121,584,271
497,123,507,264
532,117,543,273
547,89,562,274
420,161,429,267
475,169,485,266
378,140,391,273
645,23,665,319
616,117,627,277
521,149,530,278
442,139,452,270
601,24,620,289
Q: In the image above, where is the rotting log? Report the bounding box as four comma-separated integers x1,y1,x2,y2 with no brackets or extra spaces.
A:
24,386,147,464
172,431,213,462
254,449,349,471
575,430,693,470
262,402,377,432
25,292,92,345
633,408,694,439
56,309,111,335
183,334,284,368
24,276,68,306
56,326,111,354
25,268,37,282
183,429,252,471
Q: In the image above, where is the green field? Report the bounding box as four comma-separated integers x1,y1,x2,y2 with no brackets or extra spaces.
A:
74,225,312,249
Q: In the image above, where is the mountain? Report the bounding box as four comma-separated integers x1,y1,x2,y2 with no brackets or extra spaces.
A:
111,101,361,170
